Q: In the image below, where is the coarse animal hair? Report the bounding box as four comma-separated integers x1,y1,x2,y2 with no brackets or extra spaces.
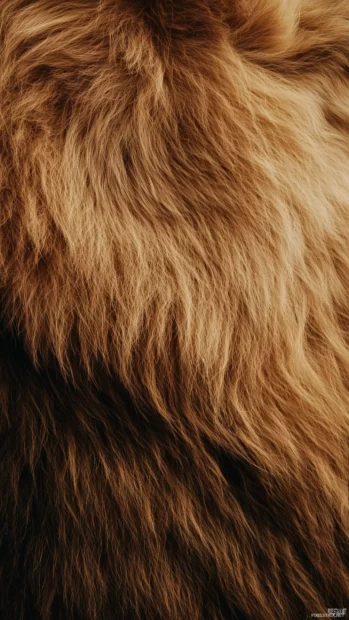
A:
0,0,349,618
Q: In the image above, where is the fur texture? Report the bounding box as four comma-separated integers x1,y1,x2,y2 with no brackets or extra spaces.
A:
0,1,349,618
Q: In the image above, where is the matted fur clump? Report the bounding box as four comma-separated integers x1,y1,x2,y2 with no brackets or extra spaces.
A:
0,0,349,618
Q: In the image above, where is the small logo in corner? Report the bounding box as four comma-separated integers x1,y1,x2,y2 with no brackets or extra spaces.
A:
311,610,347,618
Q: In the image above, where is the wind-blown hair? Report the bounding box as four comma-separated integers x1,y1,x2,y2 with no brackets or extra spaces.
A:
0,1,349,618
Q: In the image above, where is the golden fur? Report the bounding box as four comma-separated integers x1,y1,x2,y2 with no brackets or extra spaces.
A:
0,0,349,618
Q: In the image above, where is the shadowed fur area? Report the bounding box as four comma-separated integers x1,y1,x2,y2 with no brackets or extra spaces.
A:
0,0,349,618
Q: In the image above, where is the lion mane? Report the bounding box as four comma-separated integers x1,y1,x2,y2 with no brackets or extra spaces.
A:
0,1,349,618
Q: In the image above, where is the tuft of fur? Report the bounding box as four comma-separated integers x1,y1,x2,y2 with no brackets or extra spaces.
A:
0,1,349,618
